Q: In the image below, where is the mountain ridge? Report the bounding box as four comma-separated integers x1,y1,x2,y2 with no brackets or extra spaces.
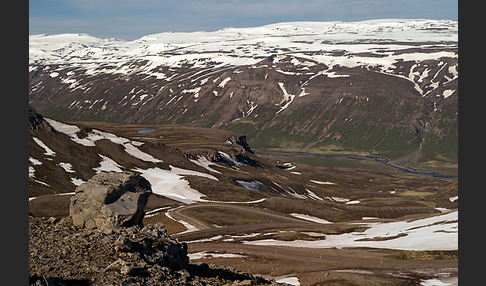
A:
29,19,458,169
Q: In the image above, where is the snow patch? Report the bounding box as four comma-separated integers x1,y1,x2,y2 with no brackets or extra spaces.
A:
420,278,454,286
45,118,162,163
58,162,75,173
182,87,202,98
186,235,224,244
29,157,42,166
93,155,124,173
71,178,86,186
188,251,246,260
305,189,323,200
123,142,162,163
310,180,336,185
218,77,231,88
442,89,455,98
245,211,458,251
276,276,300,286
29,166,36,179
330,197,350,203
32,137,56,156
290,213,332,224
276,82,295,114
133,166,216,204
189,157,222,174
236,180,264,190
218,151,241,166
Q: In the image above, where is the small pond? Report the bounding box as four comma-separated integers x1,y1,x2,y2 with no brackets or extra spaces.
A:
137,129,156,134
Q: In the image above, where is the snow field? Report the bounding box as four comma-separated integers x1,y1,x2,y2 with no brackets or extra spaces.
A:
45,118,162,163
31,20,457,102
132,166,217,204
244,211,458,251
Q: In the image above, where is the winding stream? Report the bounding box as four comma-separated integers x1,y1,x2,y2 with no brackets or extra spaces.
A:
256,149,457,179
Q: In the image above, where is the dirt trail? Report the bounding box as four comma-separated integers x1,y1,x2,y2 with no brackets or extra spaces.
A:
169,203,305,232
188,242,457,285
168,203,458,285
190,242,457,270
169,205,214,231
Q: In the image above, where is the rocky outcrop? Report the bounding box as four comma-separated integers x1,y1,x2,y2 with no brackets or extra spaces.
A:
70,171,152,231
29,216,188,285
184,135,261,168
29,106,55,132
29,216,277,285
229,135,254,154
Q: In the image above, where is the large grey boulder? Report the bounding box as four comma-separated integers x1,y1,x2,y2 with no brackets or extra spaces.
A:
70,171,152,230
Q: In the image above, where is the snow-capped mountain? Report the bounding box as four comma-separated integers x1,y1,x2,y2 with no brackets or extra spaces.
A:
29,19,458,166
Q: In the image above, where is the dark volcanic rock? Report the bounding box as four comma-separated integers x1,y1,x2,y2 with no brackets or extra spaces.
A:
70,171,152,231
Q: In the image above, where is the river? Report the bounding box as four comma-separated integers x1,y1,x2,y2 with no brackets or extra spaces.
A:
255,149,457,179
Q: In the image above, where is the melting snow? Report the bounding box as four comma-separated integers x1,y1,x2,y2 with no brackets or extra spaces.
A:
205,198,266,204
275,276,300,286
189,156,222,174
71,178,86,186
45,118,162,163
32,137,56,156
30,20,457,95
93,154,123,173
186,235,225,244
309,180,336,185
29,157,42,166
218,151,241,166
290,213,332,224
58,162,75,173
188,251,245,260
123,142,162,163
29,166,36,179
182,87,202,98
245,211,458,251
330,197,350,203
305,189,323,200
276,82,295,114
236,180,264,190
133,166,217,204
420,278,454,286
298,88,309,97
218,77,231,88
442,89,455,98
170,165,218,181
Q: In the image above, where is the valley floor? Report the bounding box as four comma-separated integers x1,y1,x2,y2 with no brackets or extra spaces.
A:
30,195,458,285
29,118,458,286
161,203,458,286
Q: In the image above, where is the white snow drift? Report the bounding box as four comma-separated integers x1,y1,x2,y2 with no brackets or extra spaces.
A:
245,211,458,251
